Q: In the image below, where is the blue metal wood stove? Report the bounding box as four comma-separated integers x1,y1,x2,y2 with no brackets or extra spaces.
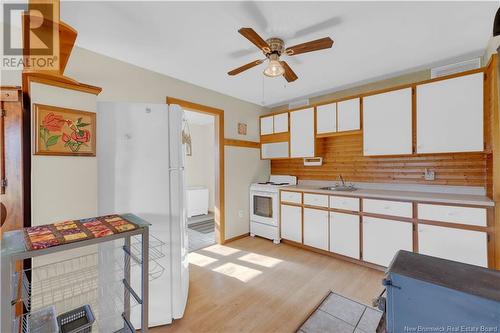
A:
384,251,500,333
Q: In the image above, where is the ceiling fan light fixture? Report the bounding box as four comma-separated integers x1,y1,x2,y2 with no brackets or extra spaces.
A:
263,54,284,77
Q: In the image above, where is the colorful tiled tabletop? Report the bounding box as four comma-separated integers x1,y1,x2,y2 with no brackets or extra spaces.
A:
23,215,138,250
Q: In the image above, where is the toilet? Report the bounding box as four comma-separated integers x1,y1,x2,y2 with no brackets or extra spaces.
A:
186,186,209,218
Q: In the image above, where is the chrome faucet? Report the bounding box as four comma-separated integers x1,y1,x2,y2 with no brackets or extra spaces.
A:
339,174,346,187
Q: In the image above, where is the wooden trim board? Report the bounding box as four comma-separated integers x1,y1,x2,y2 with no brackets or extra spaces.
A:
224,139,259,149
167,97,226,244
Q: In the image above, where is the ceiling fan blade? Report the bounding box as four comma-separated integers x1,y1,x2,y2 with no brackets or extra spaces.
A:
280,61,298,82
293,17,342,39
285,37,334,56
238,27,271,53
228,59,265,76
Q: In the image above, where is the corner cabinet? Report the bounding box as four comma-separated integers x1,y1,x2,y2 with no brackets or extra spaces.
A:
416,72,484,153
290,107,315,158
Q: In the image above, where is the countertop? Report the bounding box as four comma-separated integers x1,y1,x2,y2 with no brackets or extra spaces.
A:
282,185,494,207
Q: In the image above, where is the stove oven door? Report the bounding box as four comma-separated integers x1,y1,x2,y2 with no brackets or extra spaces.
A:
250,190,278,226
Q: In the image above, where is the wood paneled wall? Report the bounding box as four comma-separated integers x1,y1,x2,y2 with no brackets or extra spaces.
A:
272,133,489,186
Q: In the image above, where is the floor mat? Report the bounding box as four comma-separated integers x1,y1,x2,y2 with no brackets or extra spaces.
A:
298,291,384,333
188,219,215,234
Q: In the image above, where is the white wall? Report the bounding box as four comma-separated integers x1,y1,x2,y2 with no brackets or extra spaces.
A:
30,83,98,225
185,122,216,211
224,146,269,239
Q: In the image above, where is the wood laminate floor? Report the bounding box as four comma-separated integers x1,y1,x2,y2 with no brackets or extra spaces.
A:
152,236,384,333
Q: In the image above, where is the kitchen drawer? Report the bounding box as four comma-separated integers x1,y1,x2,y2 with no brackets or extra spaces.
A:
330,196,360,212
363,199,412,218
281,191,302,204
304,193,329,208
417,204,487,227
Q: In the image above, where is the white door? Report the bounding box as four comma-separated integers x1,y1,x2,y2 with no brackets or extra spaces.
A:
303,208,329,251
330,212,360,259
363,217,413,267
273,113,289,133
316,103,337,134
363,88,413,156
416,73,483,153
260,116,274,135
281,204,302,242
337,98,360,132
418,224,488,267
290,108,315,157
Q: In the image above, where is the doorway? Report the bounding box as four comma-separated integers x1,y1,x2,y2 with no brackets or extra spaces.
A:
184,110,216,251
166,97,225,250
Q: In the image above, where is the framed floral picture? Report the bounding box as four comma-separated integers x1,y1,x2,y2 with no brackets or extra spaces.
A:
34,104,96,156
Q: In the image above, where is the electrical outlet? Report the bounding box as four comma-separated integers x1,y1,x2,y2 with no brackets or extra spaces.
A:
424,169,435,181
238,210,244,218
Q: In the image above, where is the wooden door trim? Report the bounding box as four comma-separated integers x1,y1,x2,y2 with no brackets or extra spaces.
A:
166,97,226,244
224,139,259,149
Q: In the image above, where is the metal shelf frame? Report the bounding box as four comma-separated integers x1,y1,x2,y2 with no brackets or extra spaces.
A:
1,214,150,333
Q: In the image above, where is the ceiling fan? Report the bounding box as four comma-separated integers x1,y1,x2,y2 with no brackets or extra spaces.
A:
228,27,334,82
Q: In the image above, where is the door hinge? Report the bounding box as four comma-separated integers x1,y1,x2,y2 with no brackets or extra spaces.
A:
1,178,7,191
1,109,5,117
382,278,401,289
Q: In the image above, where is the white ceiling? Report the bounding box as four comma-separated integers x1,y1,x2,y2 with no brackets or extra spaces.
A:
60,1,498,107
184,109,215,126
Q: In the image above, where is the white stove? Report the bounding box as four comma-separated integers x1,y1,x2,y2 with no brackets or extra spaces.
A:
250,175,297,244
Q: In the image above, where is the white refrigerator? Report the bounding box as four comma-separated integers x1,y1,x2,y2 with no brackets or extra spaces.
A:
97,102,189,329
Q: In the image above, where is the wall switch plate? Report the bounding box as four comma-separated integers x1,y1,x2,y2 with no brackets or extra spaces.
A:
424,169,435,181
238,210,244,218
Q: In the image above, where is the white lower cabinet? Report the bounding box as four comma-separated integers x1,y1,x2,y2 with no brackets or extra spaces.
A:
281,204,302,243
418,224,488,267
303,208,329,251
330,212,360,259
362,217,413,267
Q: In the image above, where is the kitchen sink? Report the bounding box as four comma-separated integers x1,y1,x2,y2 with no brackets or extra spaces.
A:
320,186,357,192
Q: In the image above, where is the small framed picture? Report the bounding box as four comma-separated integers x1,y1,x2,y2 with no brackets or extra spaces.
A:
34,103,96,156
238,122,247,135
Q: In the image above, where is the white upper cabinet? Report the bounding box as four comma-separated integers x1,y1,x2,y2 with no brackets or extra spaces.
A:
261,113,289,135
416,73,484,153
290,108,315,158
363,88,413,156
337,98,360,132
261,142,289,159
316,103,337,134
273,113,289,133
260,116,274,135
